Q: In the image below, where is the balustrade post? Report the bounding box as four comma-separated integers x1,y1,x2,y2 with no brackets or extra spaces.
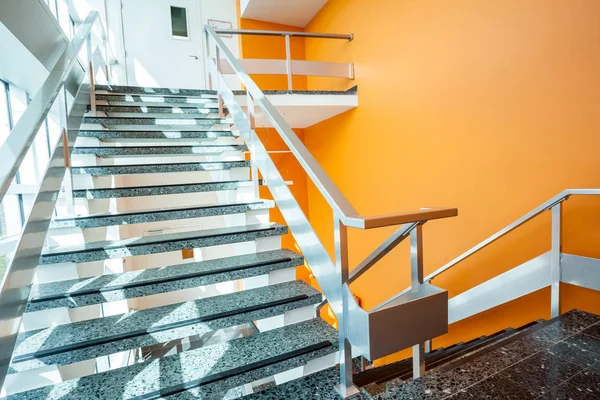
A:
410,224,426,378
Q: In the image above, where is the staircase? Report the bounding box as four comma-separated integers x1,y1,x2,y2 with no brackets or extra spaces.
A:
4,85,338,399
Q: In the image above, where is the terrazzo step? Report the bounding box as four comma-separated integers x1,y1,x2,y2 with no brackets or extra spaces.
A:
27,249,304,311
40,223,287,264
82,116,232,125
7,318,337,400
72,145,246,157
73,179,258,199
93,105,226,115
13,280,321,372
244,367,353,400
77,130,235,141
95,84,217,97
50,200,274,229
96,93,219,106
374,310,600,400
71,160,249,176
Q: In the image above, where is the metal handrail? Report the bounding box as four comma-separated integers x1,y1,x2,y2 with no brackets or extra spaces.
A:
215,28,353,41
0,13,103,205
205,26,456,231
0,11,110,389
425,188,600,283
205,25,457,396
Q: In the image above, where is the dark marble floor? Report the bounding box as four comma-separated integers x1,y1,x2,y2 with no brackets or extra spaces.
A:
247,310,600,399
375,309,600,400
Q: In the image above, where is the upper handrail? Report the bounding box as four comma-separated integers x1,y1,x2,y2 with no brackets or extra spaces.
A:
215,28,353,41
424,188,600,282
205,25,457,230
0,12,101,205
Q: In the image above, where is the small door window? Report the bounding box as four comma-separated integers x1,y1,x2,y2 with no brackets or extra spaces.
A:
170,6,188,39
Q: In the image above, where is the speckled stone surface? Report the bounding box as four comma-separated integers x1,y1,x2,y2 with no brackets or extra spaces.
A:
96,84,358,96
40,223,287,264
12,281,321,372
7,318,337,400
96,85,218,96
72,145,246,156
77,130,235,140
233,85,358,96
367,310,600,400
83,116,231,125
28,249,303,311
73,179,257,199
71,160,249,176
50,201,274,229
96,94,219,105
244,367,370,400
95,105,224,114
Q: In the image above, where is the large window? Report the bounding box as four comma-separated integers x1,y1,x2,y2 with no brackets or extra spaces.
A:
0,80,58,280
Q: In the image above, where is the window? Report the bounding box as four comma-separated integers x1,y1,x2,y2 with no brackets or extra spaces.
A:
0,79,59,279
170,6,189,39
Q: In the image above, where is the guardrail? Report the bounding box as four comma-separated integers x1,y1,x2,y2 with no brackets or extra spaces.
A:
0,11,111,389
213,28,354,91
204,25,457,397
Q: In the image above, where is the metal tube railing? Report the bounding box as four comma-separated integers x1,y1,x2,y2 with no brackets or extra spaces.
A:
0,11,111,389
204,25,457,397
214,28,353,91
424,189,600,283
214,28,354,40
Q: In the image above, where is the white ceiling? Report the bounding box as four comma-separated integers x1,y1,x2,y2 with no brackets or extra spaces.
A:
241,0,328,28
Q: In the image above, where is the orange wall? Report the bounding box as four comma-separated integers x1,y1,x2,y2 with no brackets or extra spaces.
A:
235,8,313,282
303,0,600,365
239,18,307,91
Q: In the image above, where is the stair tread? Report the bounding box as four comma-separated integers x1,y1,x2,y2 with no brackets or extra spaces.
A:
72,179,258,199
83,116,231,123
95,104,223,113
77,130,235,139
8,318,336,400
95,84,217,96
71,160,250,176
15,280,320,368
72,145,247,156
29,249,303,310
51,200,274,229
40,223,286,264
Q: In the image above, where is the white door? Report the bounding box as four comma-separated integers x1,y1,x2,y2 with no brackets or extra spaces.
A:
121,0,206,89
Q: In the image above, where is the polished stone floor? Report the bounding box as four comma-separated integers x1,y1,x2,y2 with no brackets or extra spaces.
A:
248,310,600,399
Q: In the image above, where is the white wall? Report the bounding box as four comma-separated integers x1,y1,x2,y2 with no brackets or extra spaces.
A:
70,0,239,88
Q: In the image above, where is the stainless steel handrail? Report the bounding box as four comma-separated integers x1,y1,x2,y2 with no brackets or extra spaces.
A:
0,11,110,389
0,13,105,205
425,189,600,283
206,27,456,231
204,25,457,396
215,28,354,41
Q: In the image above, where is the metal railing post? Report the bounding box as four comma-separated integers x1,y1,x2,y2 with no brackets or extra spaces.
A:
246,92,260,199
550,203,562,318
215,47,224,118
58,87,74,215
285,34,292,91
334,218,359,398
86,36,96,114
410,224,426,378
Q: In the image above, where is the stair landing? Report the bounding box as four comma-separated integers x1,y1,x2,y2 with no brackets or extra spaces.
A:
249,309,600,399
